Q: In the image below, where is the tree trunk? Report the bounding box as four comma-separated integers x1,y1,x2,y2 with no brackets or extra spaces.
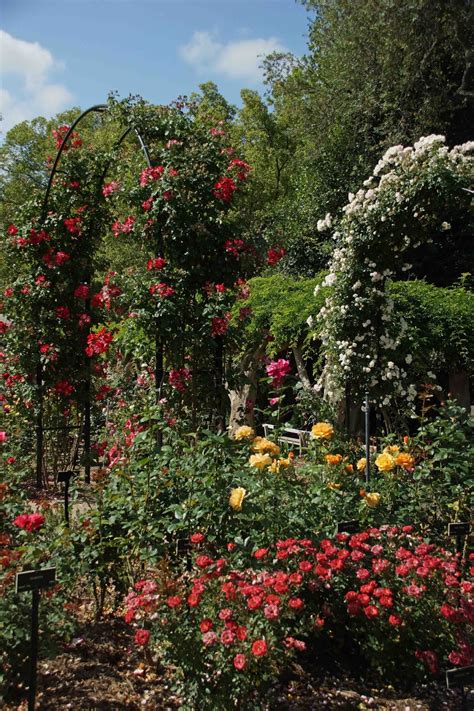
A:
292,345,312,390
227,345,265,436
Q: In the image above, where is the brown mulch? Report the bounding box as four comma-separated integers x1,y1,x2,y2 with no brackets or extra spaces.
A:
5,618,181,711
3,617,469,710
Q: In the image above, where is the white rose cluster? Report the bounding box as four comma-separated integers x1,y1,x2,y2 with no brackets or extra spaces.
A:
309,136,472,408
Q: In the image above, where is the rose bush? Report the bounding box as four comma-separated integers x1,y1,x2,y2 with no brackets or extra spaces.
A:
123,527,472,709
313,136,473,409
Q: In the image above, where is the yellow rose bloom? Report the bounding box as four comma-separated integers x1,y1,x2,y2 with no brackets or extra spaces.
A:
311,422,334,440
365,492,381,508
375,452,395,472
395,452,415,469
268,456,292,473
356,457,367,472
328,482,342,491
268,458,280,473
229,487,246,511
325,453,343,465
384,445,400,455
252,437,280,455
249,453,273,469
234,425,255,441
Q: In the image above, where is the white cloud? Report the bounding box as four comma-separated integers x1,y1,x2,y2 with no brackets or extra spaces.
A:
179,31,286,83
0,30,73,135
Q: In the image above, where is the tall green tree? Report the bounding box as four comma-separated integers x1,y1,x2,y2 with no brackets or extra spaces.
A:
238,0,473,275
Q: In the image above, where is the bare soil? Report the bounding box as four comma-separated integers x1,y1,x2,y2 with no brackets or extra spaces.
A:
3,617,469,711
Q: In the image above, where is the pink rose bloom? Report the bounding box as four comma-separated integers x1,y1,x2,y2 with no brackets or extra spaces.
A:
264,604,279,620
266,359,291,387
202,631,218,647
0,431,7,443
233,653,246,670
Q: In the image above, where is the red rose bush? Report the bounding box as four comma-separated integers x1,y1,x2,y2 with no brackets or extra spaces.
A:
123,527,472,709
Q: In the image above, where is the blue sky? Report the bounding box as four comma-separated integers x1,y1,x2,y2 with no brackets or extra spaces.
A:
0,0,312,135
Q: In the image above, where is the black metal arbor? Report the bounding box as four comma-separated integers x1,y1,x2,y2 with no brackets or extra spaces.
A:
36,103,163,488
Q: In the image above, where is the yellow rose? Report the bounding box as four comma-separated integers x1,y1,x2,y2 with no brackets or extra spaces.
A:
234,425,255,441
229,487,246,511
375,452,395,472
252,437,280,455
356,457,367,472
325,453,343,465
328,482,342,491
268,456,292,473
395,452,415,469
365,492,381,508
384,445,400,455
268,458,280,473
311,422,334,440
249,453,273,469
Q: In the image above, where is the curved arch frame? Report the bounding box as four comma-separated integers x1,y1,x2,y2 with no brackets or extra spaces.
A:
36,105,154,488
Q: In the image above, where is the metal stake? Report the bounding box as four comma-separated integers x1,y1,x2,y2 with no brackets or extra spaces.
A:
28,589,40,711
36,363,43,490
364,390,370,484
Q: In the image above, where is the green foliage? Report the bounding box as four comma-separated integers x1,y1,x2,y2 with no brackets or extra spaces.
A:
389,280,474,374
231,273,327,355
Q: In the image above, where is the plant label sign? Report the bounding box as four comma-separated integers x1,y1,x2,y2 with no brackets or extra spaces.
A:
337,520,359,534
57,470,75,483
448,522,470,537
15,567,56,593
446,665,474,689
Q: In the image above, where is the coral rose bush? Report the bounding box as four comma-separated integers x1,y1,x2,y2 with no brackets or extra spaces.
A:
123,528,472,709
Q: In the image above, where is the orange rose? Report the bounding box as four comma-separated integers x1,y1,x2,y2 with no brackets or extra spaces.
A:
395,452,415,470
325,453,343,465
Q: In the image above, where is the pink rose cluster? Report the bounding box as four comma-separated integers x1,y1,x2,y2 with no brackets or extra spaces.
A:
266,358,291,388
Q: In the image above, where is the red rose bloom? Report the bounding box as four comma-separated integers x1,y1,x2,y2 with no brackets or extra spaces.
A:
55,306,70,320
74,284,89,300
14,513,45,532
134,629,150,646
147,257,166,271
54,251,70,265
195,555,213,569
288,597,304,610
166,596,182,608
212,176,236,203
199,619,213,633
251,639,268,657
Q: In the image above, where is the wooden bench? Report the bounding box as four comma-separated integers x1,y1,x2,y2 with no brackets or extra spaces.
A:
262,423,311,456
